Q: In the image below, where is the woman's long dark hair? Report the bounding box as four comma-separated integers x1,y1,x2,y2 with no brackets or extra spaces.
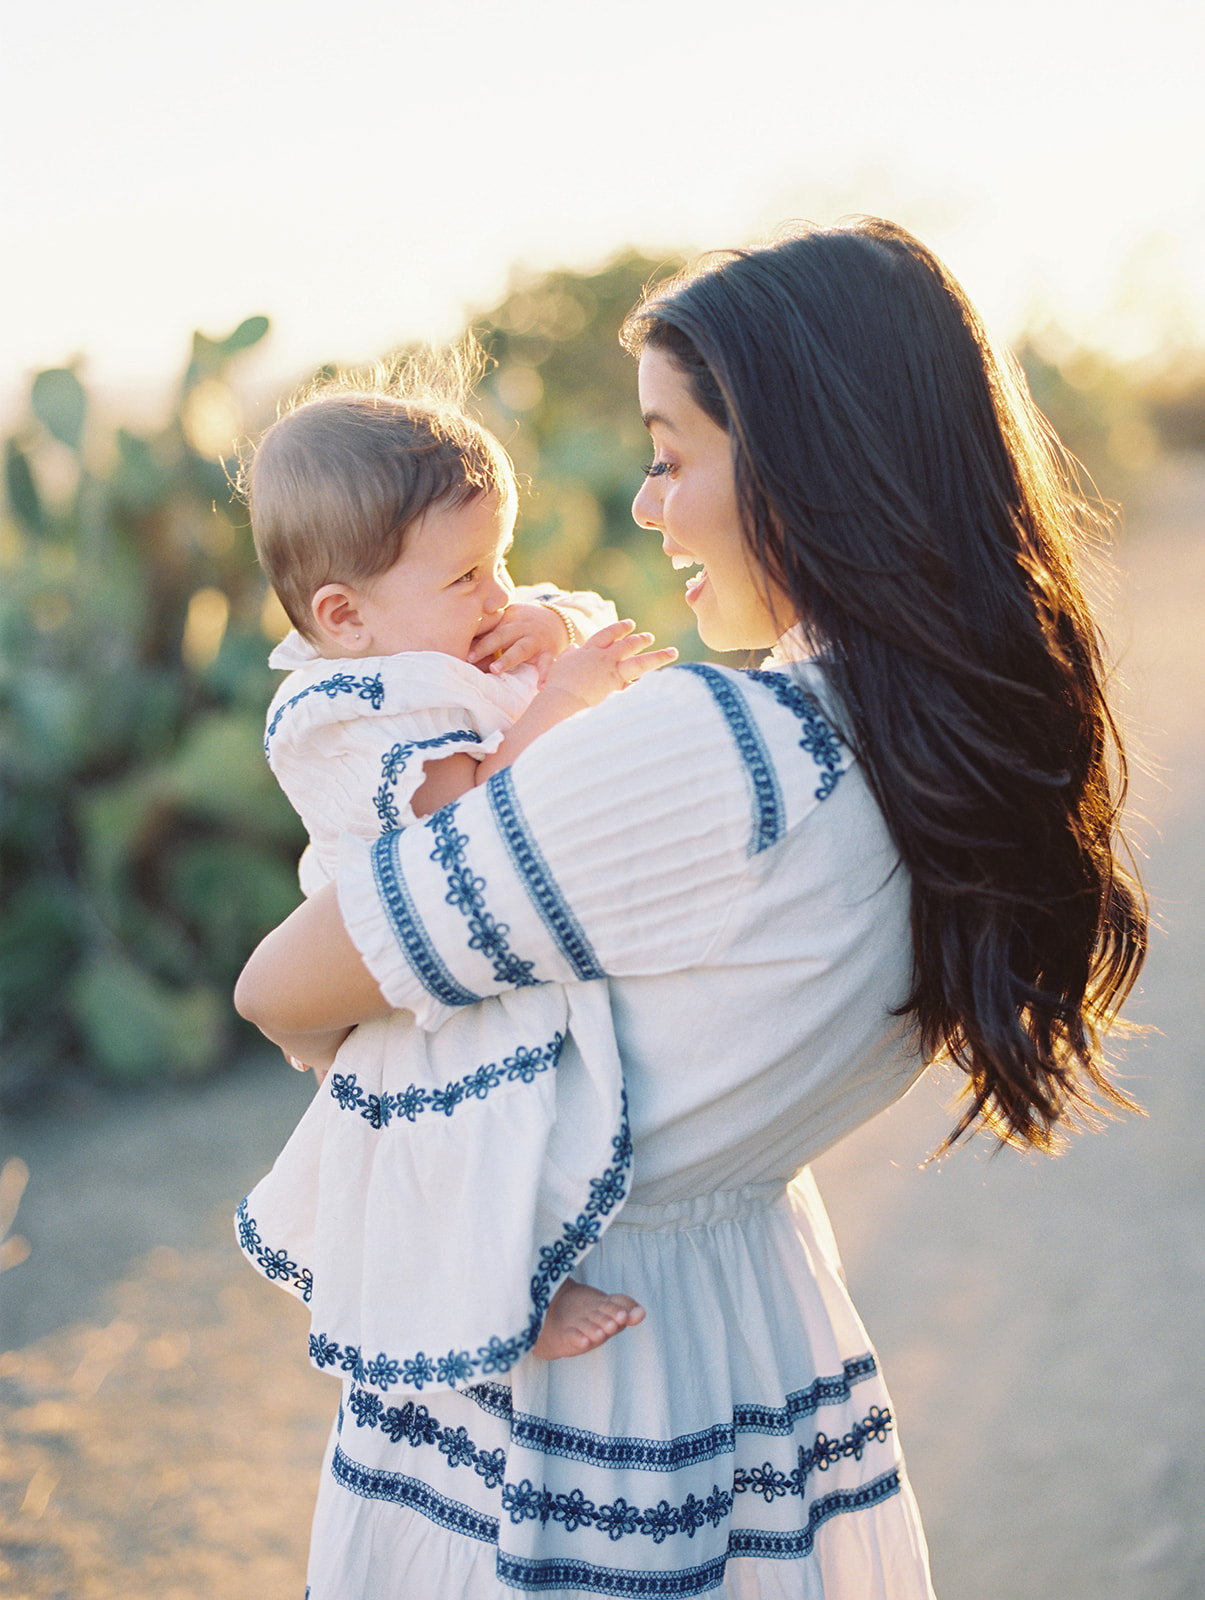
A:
623,217,1147,1152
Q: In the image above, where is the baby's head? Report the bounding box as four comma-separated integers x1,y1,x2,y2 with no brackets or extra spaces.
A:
247,376,518,658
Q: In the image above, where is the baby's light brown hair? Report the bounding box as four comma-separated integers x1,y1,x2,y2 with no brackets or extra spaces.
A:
245,360,517,640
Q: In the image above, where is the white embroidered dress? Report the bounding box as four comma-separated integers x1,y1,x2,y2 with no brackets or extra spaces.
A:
295,654,937,1599
238,588,633,1411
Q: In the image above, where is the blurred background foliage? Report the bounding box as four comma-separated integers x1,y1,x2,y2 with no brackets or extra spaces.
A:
3,253,1204,1105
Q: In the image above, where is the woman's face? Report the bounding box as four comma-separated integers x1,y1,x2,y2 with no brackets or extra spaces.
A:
632,348,793,653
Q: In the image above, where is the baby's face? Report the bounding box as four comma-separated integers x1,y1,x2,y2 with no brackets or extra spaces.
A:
355,493,515,660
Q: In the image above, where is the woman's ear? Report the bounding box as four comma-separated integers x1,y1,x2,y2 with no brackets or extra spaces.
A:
311,583,367,654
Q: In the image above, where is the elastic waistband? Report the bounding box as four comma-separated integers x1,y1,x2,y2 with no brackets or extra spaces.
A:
610,1180,789,1233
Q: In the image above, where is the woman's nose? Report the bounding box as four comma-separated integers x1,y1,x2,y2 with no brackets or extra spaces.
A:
632,478,661,530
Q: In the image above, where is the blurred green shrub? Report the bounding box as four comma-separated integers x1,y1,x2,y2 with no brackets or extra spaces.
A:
1,319,306,1102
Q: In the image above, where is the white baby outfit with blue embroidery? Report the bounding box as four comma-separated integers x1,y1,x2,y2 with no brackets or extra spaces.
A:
238,589,634,1407
296,654,937,1599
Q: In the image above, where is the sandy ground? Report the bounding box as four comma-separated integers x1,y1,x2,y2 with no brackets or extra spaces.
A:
2,459,1202,1599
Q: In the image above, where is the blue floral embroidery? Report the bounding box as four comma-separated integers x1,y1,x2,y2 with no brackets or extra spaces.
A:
363,1353,402,1390
235,1198,313,1302
265,1087,633,1396
425,803,539,988
310,1332,340,1370
735,1406,895,1506
370,830,483,1008
334,1387,894,1553
494,1471,903,1592
322,1037,563,1133
439,1426,479,1470
677,663,847,825
745,668,847,801
726,1469,902,1562
349,1388,384,1429
264,671,386,753
374,729,483,832
486,768,606,979
496,1410,893,1541
595,1497,642,1542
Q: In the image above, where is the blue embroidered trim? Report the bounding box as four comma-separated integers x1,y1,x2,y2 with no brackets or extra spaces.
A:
734,1407,895,1500
727,1467,901,1559
496,1550,728,1596
308,1327,533,1399
338,1392,508,1490
264,670,386,753
745,669,846,802
677,663,783,854
331,1387,898,1592
331,1443,499,1544
465,1381,514,1419
734,1354,879,1433
374,729,483,830
495,1470,902,1592
370,831,482,1008
501,1478,734,1537
324,1034,563,1129
425,802,539,989
235,1197,313,1303
486,768,606,980
507,1354,879,1468
249,1089,632,1395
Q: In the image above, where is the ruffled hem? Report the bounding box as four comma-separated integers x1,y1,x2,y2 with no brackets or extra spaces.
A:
299,1174,935,1599
236,982,632,1398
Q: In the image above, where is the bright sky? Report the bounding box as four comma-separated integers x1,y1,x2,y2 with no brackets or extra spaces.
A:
4,0,1203,416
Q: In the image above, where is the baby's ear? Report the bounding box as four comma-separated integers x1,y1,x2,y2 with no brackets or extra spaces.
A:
311,583,367,653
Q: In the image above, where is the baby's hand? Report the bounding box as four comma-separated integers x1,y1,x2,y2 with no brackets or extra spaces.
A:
543,620,677,708
469,602,571,681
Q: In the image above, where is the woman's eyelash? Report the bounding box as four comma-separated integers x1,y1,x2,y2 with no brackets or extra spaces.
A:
644,459,672,478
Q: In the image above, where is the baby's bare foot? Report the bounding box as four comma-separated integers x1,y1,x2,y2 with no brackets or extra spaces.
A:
533,1279,646,1360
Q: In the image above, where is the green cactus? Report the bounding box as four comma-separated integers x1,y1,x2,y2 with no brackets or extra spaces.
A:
0,317,305,1101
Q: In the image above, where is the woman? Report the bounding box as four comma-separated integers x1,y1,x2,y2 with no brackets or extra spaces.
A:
236,218,1146,1599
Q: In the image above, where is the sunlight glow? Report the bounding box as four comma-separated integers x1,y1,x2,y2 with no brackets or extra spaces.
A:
3,0,1203,415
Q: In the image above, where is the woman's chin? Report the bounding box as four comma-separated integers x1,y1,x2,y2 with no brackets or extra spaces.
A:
694,616,739,653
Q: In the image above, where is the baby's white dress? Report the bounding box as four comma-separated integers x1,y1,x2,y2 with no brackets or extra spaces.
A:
238,588,630,1402
293,652,937,1599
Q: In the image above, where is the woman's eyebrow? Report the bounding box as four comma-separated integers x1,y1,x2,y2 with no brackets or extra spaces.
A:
641,409,676,431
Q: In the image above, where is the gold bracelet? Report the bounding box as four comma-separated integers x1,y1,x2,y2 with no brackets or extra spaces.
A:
539,601,580,648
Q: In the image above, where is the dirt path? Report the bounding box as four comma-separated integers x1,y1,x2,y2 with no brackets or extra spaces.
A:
2,461,1203,1599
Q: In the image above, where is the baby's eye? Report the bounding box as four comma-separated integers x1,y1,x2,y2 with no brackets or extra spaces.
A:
456,567,478,584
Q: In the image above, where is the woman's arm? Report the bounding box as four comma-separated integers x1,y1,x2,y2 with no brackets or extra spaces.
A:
234,880,392,1060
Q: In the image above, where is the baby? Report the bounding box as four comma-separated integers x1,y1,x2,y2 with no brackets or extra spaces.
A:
238,374,673,1372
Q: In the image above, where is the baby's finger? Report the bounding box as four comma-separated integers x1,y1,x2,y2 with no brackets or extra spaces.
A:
610,629,657,659
620,645,678,684
489,636,537,674
467,631,503,664
583,618,637,649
